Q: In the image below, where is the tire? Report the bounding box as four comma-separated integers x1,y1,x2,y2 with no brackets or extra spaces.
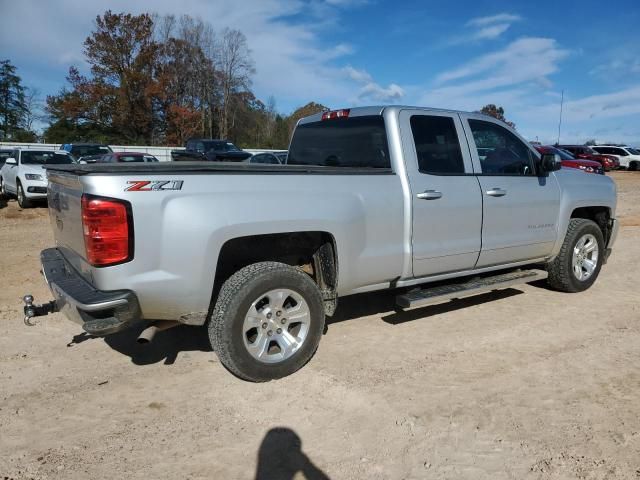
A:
208,261,325,382
629,161,639,171
0,177,6,199
547,218,604,293
17,182,32,208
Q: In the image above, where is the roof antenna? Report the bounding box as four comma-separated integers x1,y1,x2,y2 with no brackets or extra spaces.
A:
557,89,564,145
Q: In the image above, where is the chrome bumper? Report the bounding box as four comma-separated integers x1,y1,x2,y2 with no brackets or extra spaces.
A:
41,248,142,335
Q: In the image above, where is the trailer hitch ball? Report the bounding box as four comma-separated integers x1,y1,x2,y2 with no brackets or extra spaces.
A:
23,294,58,326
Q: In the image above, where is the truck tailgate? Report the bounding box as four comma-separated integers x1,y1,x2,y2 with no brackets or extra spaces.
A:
46,170,87,269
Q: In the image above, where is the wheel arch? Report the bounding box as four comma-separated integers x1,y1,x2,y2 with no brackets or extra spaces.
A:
209,231,339,318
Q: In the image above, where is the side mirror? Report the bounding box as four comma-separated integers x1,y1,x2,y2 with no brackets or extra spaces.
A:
6,157,16,165
540,153,562,174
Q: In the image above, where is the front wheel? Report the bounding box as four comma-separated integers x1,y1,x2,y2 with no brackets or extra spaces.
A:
208,261,325,382
547,218,604,292
17,182,32,208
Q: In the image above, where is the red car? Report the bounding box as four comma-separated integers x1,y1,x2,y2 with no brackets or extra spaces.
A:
557,144,619,171
535,146,604,174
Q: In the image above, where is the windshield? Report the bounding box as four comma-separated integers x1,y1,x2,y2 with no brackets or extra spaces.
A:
71,145,112,157
288,116,390,168
21,151,74,165
627,147,640,155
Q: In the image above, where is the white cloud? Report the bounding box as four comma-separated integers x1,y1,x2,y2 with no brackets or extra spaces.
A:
434,37,569,89
343,66,404,102
449,12,522,44
475,24,511,40
466,13,522,27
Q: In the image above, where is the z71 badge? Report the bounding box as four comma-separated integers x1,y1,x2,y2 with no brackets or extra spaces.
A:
125,180,184,192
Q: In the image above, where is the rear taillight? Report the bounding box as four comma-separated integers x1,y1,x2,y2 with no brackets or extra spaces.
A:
81,195,132,266
321,109,350,120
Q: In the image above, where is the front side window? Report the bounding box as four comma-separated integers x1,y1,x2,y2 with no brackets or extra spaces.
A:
410,115,465,174
288,116,390,168
468,120,536,175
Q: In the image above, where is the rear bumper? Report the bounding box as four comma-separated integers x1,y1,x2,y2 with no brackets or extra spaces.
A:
41,248,142,335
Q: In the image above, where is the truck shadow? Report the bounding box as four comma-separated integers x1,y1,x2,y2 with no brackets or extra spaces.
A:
68,288,523,366
327,288,524,327
80,324,213,366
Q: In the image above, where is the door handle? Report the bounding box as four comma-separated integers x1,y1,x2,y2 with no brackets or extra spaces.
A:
486,188,507,197
416,190,443,200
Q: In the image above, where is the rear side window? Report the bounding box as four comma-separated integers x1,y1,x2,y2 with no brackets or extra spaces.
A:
288,116,390,168
118,155,145,162
469,120,536,175
410,115,465,174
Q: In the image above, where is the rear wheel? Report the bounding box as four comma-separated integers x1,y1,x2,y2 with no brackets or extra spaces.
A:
629,161,639,171
208,261,325,382
17,182,32,208
547,218,604,292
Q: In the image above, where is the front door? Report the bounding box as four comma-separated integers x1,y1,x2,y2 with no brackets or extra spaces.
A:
399,110,483,277
459,114,561,267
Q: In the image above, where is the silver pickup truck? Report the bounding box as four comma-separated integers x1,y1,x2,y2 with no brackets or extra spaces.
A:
25,106,618,381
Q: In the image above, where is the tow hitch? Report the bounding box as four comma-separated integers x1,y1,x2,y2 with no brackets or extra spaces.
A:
23,294,59,326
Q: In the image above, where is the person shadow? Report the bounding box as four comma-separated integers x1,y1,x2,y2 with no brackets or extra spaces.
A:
255,428,330,480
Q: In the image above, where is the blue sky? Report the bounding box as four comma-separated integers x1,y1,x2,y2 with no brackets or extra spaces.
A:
1,0,639,145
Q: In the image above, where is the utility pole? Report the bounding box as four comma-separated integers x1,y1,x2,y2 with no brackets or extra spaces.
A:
557,89,564,145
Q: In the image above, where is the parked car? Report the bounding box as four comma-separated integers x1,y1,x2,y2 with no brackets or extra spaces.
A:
97,152,159,163
247,151,287,164
61,143,113,161
557,145,619,171
24,106,618,381
171,139,252,162
591,145,640,170
535,146,603,174
0,149,75,208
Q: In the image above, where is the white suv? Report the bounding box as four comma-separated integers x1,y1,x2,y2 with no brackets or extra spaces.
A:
0,149,75,208
591,145,640,170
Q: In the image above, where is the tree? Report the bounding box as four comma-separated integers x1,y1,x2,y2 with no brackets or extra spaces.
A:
217,29,255,139
585,139,597,146
0,59,28,140
84,11,159,143
477,104,516,129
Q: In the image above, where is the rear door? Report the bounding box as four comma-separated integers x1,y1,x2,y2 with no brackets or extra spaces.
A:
399,109,482,277
459,114,560,267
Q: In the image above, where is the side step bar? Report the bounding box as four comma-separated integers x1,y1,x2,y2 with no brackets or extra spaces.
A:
396,269,548,309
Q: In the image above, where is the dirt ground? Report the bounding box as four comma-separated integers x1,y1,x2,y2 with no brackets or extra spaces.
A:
1,172,639,480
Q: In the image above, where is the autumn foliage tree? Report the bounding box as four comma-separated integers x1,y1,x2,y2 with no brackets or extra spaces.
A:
44,11,327,148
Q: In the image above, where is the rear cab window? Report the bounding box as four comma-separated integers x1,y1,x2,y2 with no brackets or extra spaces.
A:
288,115,390,169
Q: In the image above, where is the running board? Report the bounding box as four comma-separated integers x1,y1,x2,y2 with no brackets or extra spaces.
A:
396,269,548,309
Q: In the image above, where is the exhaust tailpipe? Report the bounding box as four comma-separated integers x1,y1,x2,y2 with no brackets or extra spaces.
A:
137,320,181,344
